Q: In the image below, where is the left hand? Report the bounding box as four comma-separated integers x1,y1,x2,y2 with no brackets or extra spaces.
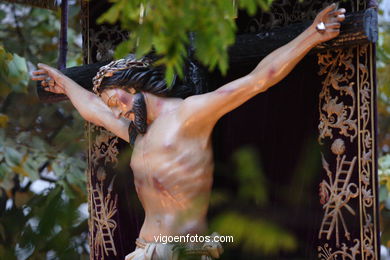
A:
31,64,67,95
312,3,346,43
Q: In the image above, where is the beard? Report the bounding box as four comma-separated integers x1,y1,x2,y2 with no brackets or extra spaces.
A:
128,92,147,145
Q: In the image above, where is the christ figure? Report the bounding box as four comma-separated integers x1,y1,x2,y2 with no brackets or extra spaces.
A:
32,4,345,260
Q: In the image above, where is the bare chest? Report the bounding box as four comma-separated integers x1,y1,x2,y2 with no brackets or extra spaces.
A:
129,116,214,189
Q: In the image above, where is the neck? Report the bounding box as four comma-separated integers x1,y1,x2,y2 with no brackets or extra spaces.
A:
142,92,180,124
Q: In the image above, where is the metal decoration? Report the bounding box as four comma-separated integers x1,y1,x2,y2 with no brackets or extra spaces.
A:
81,2,125,259
86,124,120,260
318,139,358,247
89,26,128,62
357,44,377,259
318,47,357,144
317,44,378,259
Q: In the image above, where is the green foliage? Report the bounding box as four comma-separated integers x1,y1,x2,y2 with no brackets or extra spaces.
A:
0,128,86,197
0,4,83,67
232,146,268,206
378,25,390,115
211,146,299,257
378,2,390,151
0,2,87,258
379,154,390,205
379,154,390,247
211,212,297,254
0,46,29,96
0,186,88,260
98,0,273,84
377,1,390,248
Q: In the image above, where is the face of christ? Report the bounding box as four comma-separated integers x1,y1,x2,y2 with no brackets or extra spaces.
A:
101,88,135,121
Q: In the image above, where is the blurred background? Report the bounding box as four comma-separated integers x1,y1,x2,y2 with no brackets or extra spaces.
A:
0,0,389,259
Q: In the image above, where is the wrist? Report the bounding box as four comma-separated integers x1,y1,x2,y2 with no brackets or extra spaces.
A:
304,24,322,46
58,79,70,96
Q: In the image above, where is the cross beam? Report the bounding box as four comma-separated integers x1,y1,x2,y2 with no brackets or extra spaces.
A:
36,10,377,102
229,9,378,63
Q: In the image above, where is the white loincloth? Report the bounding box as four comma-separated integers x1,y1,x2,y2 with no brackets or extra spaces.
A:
125,232,224,260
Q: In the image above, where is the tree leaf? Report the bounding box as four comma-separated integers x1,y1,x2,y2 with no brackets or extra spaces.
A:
0,114,9,128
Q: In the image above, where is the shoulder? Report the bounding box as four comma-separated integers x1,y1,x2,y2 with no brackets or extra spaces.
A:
173,94,218,136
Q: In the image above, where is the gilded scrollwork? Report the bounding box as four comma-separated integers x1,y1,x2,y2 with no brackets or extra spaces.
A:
81,2,128,259
92,168,118,258
357,44,376,259
89,26,128,62
317,44,378,259
83,78,121,259
87,124,120,260
318,48,357,144
90,125,119,166
318,139,358,247
318,239,360,260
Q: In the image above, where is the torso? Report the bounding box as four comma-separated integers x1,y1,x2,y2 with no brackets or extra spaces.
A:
130,107,214,242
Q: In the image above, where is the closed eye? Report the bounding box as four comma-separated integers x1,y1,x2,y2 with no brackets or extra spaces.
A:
107,96,119,107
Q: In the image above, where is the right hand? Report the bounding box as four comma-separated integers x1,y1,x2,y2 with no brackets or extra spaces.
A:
31,63,67,94
311,3,346,44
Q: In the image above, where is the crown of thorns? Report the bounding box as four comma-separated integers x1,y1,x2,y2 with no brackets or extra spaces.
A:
92,57,151,96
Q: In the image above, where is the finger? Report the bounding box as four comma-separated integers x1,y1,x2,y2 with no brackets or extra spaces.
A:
53,86,64,94
337,14,345,22
41,80,47,87
32,69,47,75
329,28,340,33
46,85,55,92
321,3,337,15
326,22,341,29
48,80,56,88
37,63,51,70
329,8,346,16
37,63,58,74
31,76,47,81
328,14,344,24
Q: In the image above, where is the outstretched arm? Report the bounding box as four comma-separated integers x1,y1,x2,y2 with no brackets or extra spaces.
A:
31,64,130,142
180,4,345,132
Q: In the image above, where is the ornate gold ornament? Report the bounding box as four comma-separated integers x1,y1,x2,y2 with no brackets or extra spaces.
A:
357,44,376,259
318,138,358,246
318,239,360,259
317,44,378,259
86,124,120,260
92,168,118,257
90,125,120,165
318,47,357,144
89,26,128,62
81,2,128,258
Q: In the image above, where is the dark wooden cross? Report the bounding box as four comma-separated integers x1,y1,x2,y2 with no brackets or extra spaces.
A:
36,9,378,102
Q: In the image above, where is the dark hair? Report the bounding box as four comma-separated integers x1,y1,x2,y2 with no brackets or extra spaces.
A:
99,64,194,99
95,56,195,145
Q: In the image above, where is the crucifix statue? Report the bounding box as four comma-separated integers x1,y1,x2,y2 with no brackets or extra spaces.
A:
32,4,345,260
